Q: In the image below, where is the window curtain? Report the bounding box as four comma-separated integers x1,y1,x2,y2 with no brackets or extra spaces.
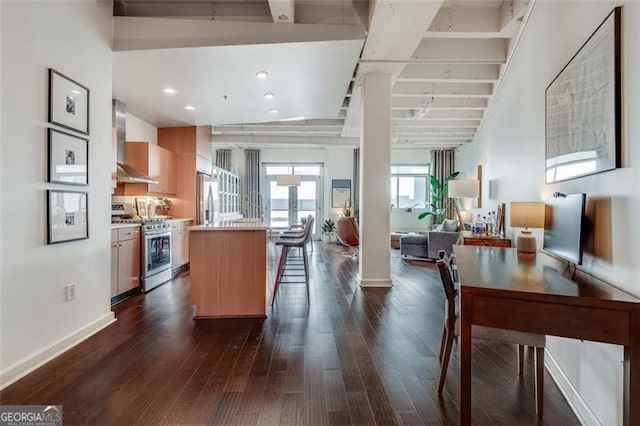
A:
216,149,231,171
431,149,455,220
353,148,360,220
244,149,261,218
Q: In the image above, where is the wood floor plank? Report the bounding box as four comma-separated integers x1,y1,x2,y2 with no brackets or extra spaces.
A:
0,242,580,425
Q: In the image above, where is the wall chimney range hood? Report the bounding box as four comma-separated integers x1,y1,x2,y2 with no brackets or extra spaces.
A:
112,99,157,184
117,162,159,184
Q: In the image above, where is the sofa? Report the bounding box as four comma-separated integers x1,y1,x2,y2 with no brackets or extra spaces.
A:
400,220,470,260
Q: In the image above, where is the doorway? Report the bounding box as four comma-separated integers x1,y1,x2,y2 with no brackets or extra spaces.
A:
263,164,323,235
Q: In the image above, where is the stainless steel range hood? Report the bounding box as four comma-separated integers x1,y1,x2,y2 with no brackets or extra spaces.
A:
113,99,158,184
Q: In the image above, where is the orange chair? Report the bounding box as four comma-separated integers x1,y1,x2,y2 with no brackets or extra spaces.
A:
337,217,359,257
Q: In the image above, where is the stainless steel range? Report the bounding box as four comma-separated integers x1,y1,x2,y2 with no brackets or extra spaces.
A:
111,206,172,292
140,218,172,292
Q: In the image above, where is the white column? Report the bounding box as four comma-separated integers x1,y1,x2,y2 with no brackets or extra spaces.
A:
358,73,392,287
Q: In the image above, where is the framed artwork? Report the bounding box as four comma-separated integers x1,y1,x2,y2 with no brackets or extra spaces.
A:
136,198,148,219
47,190,88,244
545,7,621,184
49,68,90,135
48,128,88,185
332,179,351,208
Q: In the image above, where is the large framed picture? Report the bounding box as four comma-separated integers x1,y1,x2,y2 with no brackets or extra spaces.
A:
48,128,88,185
49,68,90,135
332,179,351,208
545,7,621,184
47,190,89,244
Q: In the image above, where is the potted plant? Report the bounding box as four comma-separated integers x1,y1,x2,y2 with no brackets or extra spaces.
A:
418,172,459,227
342,199,352,217
321,219,336,242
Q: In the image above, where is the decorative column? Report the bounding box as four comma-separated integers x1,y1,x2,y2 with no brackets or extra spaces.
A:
358,73,392,287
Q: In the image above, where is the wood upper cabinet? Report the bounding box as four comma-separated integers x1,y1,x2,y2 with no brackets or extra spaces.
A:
196,126,213,175
158,126,213,220
122,142,176,195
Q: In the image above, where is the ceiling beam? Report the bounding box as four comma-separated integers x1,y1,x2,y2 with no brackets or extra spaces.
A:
425,4,501,38
214,134,359,146
499,0,530,37
391,109,483,119
391,97,487,110
113,17,366,51
391,127,478,134
344,0,444,137
268,0,295,24
392,82,493,97
397,63,500,83
215,119,345,129
411,38,507,64
391,119,481,128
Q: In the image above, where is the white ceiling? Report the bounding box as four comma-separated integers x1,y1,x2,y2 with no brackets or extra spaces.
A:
112,0,534,149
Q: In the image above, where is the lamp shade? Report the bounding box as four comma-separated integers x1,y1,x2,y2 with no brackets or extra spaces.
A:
448,179,479,199
276,175,301,186
510,202,545,228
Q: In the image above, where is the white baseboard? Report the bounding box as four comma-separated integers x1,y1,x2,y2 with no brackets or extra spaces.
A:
357,274,393,287
545,349,600,425
0,312,116,390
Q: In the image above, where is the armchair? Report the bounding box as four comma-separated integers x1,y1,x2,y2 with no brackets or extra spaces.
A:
337,217,359,257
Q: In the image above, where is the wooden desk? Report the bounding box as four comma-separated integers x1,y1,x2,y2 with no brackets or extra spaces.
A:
459,230,511,247
453,245,640,425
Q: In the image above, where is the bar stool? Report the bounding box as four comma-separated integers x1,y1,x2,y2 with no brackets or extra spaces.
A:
271,217,314,305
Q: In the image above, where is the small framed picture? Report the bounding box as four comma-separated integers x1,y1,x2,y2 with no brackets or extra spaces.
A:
48,128,88,185
136,198,148,219
49,68,89,135
332,179,351,208
47,190,89,244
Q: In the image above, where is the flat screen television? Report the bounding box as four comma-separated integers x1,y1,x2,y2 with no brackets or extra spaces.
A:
543,193,587,265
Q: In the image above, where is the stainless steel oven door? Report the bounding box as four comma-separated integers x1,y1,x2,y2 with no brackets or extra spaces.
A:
143,231,172,278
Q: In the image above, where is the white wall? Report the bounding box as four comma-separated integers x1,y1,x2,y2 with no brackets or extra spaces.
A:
0,0,115,388
456,1,639,424
258,146,431,231
260,147,353,224
126,112,157,144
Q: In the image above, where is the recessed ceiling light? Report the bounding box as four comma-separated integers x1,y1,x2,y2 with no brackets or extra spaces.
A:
264,92,275,99
255,71,269,79
269,108,279,114
71,90,82,95
163,87,178,95
184,104,197,111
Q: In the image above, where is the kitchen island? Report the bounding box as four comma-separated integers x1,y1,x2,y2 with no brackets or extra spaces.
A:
188,221,269,318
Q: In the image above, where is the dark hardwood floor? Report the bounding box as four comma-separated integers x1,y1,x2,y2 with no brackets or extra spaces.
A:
1,242,579,425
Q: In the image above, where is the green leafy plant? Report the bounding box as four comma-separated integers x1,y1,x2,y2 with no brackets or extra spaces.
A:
418,172,459,225
321,219,336,235
342,200,352,217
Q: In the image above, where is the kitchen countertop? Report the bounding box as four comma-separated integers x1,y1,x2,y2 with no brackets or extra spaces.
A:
110,223,142,230
168,218,193,223
188,220,268,231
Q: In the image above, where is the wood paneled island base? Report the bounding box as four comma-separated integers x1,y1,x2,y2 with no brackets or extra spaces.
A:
189,223,268,318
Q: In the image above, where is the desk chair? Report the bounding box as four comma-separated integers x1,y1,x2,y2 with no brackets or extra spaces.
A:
337,217,359,258
436,253,546,418
272,217,314,305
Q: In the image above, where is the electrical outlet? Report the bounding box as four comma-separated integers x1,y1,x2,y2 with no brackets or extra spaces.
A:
65,283,76,302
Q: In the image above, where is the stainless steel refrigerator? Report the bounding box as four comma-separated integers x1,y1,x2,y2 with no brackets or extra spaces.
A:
196,172,215,225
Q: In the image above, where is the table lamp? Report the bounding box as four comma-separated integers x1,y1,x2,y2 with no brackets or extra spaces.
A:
448,180,479,231
510,202,545,253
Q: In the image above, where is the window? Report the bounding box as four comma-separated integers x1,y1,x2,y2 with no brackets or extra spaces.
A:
390,164,430,209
